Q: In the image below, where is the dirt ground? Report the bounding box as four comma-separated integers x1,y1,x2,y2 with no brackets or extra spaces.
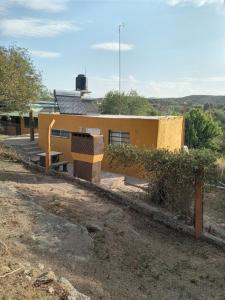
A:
1,158,225,299
204,187,225,224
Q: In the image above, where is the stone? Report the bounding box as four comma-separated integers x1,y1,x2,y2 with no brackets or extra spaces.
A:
48,286,54,294
1,266,11,274
29,269,36,277
25,275,32,281
182,145,189,154
33,271,58,287
59,277,90,300
38,263,45,270
85,223,103,233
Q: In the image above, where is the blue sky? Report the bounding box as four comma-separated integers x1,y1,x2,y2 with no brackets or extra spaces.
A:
1,0,225,98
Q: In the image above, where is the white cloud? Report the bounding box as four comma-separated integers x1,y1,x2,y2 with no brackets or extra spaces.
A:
0,2,9,14
167,0,222,6
0,0,69,12
89,75,225,98
12,0,68,12
0,18,79,37
92,42,134,51
31,50,62,58
0,6,6,13
89,75,144,97
146,77,225,97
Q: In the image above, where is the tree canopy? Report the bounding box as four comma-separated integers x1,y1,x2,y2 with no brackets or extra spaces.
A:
100,90,158,116
185,107,222,150
39,87,54,101
0,46,42,112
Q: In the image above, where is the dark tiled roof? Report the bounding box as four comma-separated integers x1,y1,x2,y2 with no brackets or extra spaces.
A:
54,90,98,115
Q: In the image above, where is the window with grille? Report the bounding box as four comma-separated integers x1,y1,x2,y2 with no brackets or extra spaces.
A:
109,130,130,145
51,129,70,139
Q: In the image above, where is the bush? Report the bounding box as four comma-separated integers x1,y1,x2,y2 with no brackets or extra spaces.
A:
185,107,222,150
105,144,217,217
100,90,158,116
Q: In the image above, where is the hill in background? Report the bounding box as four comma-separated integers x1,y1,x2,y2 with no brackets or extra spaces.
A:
94,95,225,115
149,95,225,106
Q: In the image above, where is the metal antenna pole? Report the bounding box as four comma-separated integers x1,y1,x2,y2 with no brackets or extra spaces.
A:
118,23,124,113
119,24,121,97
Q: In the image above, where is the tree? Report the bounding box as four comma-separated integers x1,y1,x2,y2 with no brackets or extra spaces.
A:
100,90,158,116
0,46,42,112
39,86,54,101
185,107,222,150
212,109,225,154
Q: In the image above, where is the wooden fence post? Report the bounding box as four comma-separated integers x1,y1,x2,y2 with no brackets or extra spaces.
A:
194,167,204,239
45,119,55,175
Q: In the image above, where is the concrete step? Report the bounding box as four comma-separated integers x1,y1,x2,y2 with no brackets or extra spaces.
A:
101,171,125,189
17,142,39,149
26,149,42,155
22,146,42,152
20,149,43,156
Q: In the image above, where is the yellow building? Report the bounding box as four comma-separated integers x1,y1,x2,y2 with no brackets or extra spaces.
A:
37,89,184,177
38,112,185,176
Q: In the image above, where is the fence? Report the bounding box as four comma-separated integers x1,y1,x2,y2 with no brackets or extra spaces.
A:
105,144,224,240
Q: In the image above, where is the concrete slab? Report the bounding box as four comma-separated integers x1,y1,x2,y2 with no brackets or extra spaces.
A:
125,176,148,190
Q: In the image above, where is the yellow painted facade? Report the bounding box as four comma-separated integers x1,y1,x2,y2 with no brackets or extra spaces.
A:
38,113,184,177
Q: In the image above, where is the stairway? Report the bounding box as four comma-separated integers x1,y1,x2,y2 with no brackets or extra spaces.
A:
17,141,42,161
4,136,43,161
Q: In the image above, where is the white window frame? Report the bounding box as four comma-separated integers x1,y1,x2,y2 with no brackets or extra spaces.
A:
109,130,130,145
51,129,70,139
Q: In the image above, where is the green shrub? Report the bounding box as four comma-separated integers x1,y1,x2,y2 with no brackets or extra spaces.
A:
185,107,222,150
100,90,158,116
105,144,217,217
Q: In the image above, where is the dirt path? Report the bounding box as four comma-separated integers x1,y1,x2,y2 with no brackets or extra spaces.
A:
1,159,225,299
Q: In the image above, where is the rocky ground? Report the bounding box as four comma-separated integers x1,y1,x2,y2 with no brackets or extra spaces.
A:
1,158,225,299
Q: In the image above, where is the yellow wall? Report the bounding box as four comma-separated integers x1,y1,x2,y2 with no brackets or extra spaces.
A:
157,117,184,151
38,113,184,177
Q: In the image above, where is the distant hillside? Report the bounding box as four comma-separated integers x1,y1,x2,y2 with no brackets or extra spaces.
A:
149,95,225,106
95,95,225,106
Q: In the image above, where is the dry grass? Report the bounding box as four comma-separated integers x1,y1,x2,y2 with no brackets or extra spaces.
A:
216,157,225,183
0,144,18,162
217,157,225,168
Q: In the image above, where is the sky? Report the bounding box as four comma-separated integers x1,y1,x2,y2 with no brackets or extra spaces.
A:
1,0,225,98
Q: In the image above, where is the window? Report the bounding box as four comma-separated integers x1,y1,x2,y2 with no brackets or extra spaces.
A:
109,130,130,145
52,129,70,139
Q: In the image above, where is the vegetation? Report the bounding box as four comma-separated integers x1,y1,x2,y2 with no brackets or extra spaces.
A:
39,87,54,101
0,46,42,112
100,90,158,115
0,144,18,161
185,107,222,150
105,144,218,217
212,108,225,153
